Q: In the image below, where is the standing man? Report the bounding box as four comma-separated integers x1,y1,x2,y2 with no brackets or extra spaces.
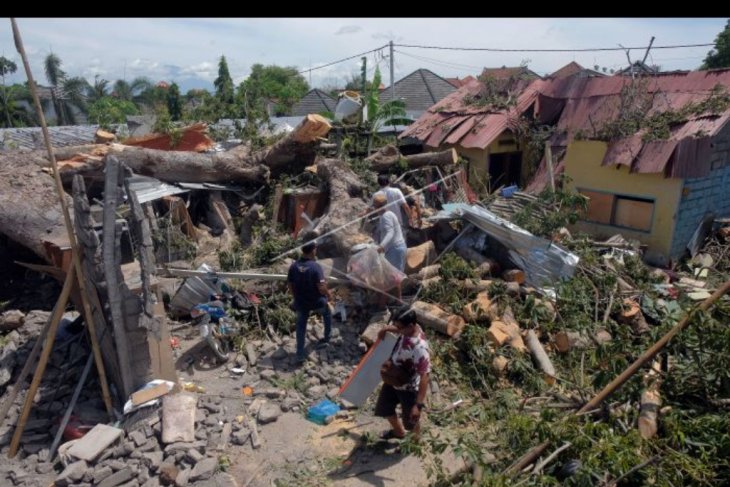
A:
287,240,332,365
373,174,413,229
373,193,407,307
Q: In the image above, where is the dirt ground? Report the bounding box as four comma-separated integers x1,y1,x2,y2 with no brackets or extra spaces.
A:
170,319,465,487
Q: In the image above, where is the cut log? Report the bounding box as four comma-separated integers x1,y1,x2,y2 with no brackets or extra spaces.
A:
554,329,612,353
638,360,662,440
618,299,650,334
502,269,526,284
487,308,526,352
365,145,458,172
492,355,509,376
475,258,500,278
462,292,493,322
524,330,557,384
405,241,437,274
411,301,466,337
95,129,116,143
414,264,441,280
457,279,493,292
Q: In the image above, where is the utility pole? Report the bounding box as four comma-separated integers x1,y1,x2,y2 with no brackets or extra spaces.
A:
641,36,656,70
309,58,312,85
360,56,367,94
389,40,395,102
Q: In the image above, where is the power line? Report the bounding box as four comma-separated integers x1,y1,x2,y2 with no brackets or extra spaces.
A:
395,49,486,71
298,44,388,75
394,42,715,53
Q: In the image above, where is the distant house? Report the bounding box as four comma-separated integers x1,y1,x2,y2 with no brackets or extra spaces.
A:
445,76,477,88
615,61,661,77
399,76,538,189
379,69,457,119
479,66,542,81
403,69,730,263
549,62,606,79
291,89,337,117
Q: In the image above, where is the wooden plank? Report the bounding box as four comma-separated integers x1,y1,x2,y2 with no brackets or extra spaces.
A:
67,423,123,462
131,382,173,406
614,197,653,232
580,190,613,225
149,302,178,384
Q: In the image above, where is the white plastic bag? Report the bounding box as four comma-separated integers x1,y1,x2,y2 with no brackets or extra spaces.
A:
347,247,406,292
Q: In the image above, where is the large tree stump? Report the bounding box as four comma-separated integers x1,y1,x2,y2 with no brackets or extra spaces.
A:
618,299,650,334
405,241,437,274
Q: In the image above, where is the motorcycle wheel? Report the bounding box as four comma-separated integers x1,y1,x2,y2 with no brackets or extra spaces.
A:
207,335,230,363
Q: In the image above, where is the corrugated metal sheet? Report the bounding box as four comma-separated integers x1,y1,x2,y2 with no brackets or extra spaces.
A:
0,124,126,152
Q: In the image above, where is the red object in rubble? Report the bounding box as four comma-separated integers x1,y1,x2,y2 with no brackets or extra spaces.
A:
59,415,95,441
170,337,180,349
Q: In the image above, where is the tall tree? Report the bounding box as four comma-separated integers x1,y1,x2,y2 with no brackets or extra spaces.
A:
238,64,309,116
87,75,110,103
113,77,153,107
167,82,182,121
43,53,89,125
214,55,235,105
702,19,730,69
0,56,19,127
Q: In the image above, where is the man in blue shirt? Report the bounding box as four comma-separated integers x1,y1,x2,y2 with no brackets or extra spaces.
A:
287,240,332,364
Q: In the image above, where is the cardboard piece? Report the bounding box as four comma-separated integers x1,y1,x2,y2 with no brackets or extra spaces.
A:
339,333,397,407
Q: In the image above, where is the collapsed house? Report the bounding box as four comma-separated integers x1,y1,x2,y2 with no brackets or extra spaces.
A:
401,68,730,265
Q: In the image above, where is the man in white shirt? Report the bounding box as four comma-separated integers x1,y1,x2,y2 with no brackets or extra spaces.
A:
373,193,406,308
372,174,412,229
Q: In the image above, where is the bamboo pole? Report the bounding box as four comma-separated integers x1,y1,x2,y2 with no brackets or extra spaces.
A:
8,266,74,458
11,18,113,417
578,280,730,413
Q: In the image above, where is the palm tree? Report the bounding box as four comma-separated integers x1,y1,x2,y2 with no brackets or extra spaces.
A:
43,53,89,125
0,84,37,128
87,75,110,103
113,77,152,107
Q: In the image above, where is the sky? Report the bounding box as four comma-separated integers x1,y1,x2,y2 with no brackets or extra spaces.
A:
0,18,726,93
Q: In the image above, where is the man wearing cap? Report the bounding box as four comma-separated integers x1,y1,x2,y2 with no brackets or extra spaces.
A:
287,239,332,364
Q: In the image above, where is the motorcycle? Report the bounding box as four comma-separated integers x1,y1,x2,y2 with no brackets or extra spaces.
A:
190,290,260,363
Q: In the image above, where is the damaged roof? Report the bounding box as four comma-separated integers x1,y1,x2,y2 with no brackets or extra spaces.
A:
404,69,730,181
380,69,457,112
0,124,126,152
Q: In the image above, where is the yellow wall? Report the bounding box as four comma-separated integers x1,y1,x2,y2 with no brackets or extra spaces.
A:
449,131,522,193
565,141,683,260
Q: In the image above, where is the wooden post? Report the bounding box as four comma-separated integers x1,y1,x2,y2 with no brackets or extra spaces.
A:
11,18,114,418
8,266,75,458
545,143,555,192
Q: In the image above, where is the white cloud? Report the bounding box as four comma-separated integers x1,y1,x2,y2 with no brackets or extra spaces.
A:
335,25,362,35
0,18,723,90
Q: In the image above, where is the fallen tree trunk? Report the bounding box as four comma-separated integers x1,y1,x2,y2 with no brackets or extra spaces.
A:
311,158,371,256
365,145,458,172
46,114,331,185
0,152,71,260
